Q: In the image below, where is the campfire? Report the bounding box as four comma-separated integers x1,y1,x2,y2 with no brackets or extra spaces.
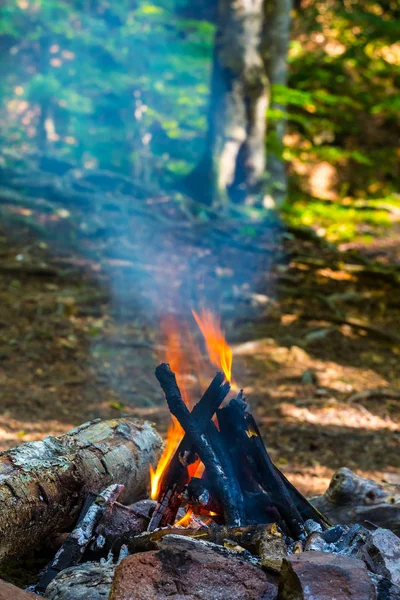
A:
148,310,328,540
148,362,328,538
0,310,399,600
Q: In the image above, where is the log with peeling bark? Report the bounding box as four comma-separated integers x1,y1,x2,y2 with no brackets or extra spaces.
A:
0,418,162,563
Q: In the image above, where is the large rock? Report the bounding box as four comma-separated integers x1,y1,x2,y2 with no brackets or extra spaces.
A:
360,528,400,586
110,546,277,600
0,579,37,599
278,552,376,600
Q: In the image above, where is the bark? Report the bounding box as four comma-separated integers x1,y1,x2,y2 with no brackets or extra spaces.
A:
0,418,162,563
262,0,293,208
186,0,269,208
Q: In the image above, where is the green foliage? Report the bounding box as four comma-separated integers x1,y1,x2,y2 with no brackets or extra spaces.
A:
282,194,399,243
0,0,398,224
0,0,213,181
277,0,400,206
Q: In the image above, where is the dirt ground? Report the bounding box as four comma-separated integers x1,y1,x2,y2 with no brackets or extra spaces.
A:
0,215,399,499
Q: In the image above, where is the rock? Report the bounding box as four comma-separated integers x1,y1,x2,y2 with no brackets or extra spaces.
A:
278,552,376,600
159,533,262,568
369,573,400,600
0,580,37,600
110,546,277,600
44,561,115,600
360,528,400,586
304,531,330,552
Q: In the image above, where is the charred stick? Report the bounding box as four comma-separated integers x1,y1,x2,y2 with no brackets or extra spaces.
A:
273,465,330,529
147,487,177,532
244,411,329,529
243,410,306,539
155,363,244,527
148,369,230,530
116,524,282,560
165,370,230,469
117,526,207,555
184,477,223,514
205,420,246,523
162,370,229,482
217,400,268,496
218,398,305,540
34,485,123,594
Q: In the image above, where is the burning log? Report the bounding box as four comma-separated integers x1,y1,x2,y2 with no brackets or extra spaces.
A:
184,477,223,515
148,370,231,530
155,363,245,527
217,397,307,539
0,418,162,563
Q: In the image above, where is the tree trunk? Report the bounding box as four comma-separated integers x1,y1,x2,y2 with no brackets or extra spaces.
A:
0,418,162,563
262,0,292,208
186,0,269,208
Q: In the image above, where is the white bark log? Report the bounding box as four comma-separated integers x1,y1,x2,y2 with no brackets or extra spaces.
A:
0,418,162,562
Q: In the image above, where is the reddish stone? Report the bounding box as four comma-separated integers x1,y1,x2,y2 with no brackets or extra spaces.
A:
278,552,376,600
110,547,276,600
0,579,37,600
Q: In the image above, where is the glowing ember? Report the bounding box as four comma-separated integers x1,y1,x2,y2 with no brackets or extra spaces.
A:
192,309,233,383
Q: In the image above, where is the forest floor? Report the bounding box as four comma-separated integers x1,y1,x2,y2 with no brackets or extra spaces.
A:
0,187,399,498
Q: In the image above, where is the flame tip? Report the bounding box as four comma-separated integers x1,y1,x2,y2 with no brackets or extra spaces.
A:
151,309,235,505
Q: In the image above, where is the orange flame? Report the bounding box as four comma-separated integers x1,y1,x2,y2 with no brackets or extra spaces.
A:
192,309,233,383
150,316,190,500
150,417,183,499
150,310,235,501
175,508,194,527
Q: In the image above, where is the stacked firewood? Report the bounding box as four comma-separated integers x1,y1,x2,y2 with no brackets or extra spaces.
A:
149,363,329,541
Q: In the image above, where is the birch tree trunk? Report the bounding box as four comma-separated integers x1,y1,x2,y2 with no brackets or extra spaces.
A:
262,0,293,208
187,0,269,208
0,418,162,563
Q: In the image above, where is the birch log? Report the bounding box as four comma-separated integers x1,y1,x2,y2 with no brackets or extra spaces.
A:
0,418,162,563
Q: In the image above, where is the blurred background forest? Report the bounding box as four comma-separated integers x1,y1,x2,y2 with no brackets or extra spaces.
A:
0,0,399,496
